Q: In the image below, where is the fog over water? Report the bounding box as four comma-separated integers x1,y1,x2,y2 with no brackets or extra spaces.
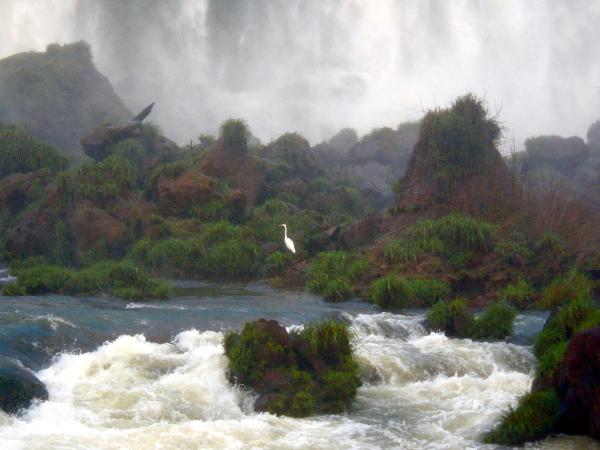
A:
1,0,599,146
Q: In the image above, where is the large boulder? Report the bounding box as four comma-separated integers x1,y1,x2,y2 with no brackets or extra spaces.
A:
0,356,48,415
81,103,155,162
156,169,222,216
262,133,322,181
224,319,361,417
0,41,131,157
200,140,264,205
67,200,127,259
554,326,600,438
523,135,590,175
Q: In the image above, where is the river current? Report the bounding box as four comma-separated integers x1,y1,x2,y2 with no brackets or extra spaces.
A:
0,280,597,450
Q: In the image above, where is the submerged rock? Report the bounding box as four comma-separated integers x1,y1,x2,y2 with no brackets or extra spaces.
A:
224,319,361,417
0,356,48,415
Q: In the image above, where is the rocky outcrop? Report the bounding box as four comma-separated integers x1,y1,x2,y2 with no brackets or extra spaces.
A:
6,188,62,258
0,41,131,157
397,95,512,211
81,103,155,162
262,133,322,181
523,135,590,176
67,200,127,259
314,124,418,209
0,356,48,415
224,319,361,417
156,169,222,217
0,170,52,215
200,141,264,205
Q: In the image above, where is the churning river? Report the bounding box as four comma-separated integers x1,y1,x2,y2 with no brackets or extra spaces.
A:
0,280,598,450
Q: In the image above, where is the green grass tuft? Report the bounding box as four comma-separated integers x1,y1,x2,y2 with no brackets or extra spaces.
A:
484,390,560,446
306,251,370,302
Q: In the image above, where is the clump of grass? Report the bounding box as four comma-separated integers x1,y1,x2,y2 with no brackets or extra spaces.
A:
306,251,370,302
383,214,496,266
538,270,593,310
0,126,68,177
417,93,501,193
383,239,424,264
370,275,450,309
472,301,517,340
427,299,517,341
220,118,248,154
426,298,475,338
129,221,262,279
497,279,535,309
2,260,171,300
483,390,560,446
57,141,144,207
410,213,496,254
533,298,600,382
265,251,294,274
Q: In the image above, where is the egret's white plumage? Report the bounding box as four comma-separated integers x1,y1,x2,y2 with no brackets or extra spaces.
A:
280,224,296,254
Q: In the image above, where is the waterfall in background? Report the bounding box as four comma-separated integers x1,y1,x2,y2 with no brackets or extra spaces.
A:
1,0,599,147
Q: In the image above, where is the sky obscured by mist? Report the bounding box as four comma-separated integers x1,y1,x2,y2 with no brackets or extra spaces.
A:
1,0,599,148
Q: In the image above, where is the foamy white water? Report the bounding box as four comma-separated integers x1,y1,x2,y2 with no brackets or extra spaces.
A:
1,311,597,449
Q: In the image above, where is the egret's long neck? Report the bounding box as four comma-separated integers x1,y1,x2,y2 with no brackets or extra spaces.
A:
283,225,288,239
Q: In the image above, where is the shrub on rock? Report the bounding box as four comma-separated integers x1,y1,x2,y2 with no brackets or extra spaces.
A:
224,319,361,417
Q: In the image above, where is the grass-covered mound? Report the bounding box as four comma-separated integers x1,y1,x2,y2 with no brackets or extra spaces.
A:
129,220,262,279
306,251,370,302
384,213,496,269
426,299,516,340
369,275,450,309
533,297,600,387
483,390,561,446
485,300,600,446
0,125,68,178
2,259,170,300
224,319,361,417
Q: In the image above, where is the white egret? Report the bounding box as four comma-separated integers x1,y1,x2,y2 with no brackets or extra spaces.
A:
280,224,296,254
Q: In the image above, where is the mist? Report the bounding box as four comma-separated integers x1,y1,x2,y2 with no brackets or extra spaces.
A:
1,0,599,148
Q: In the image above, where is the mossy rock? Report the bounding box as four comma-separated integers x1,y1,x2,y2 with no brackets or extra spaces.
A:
224,319,361,417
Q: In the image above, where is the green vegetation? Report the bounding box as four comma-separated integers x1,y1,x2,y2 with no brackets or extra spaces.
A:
0,126,68,178
483,390,560,446
2,260,171,300
533,298,600,383
418,93,501,193
426,299,516,340
384,214,496,266
538,270,593,310
220,118,248,154
224,319,360,417
370,275,450,309
426,298,475,338
497,279,535,309
57,138,145,207
472,301,517,340
265,251,294,274
307,251,370,302
129,221,262,279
